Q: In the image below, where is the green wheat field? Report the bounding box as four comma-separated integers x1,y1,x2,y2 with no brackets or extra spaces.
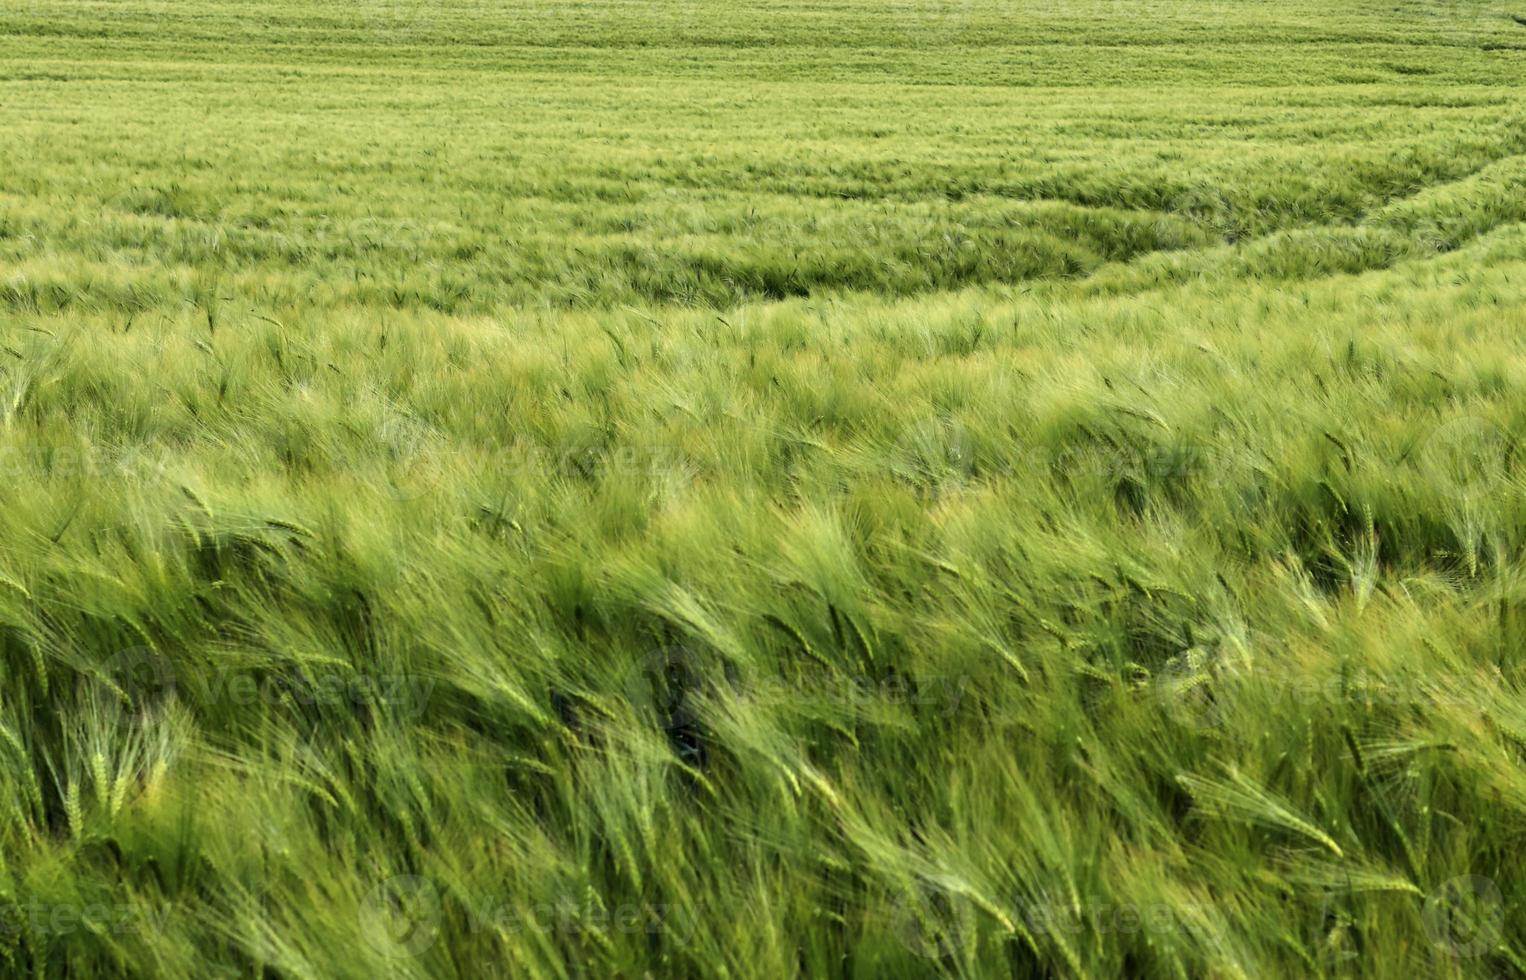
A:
3,0,1526,975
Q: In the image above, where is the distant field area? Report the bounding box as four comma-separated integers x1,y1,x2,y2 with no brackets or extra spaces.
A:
5,0,1526,310
2,2,1526,977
